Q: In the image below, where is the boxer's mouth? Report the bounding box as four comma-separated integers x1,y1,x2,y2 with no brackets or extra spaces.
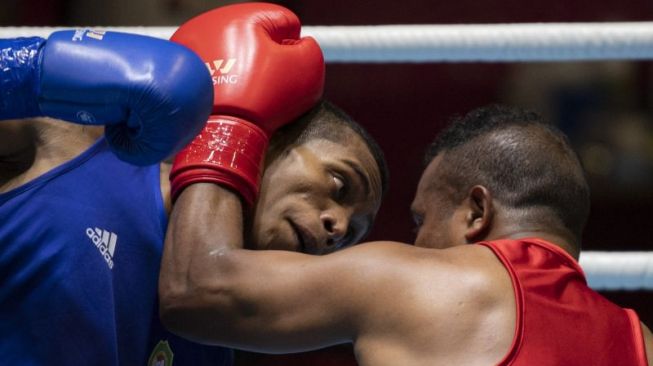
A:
289,220,318,254
289,220,307,253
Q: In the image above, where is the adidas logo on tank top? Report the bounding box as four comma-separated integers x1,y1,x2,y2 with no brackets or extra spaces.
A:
86,227,117,269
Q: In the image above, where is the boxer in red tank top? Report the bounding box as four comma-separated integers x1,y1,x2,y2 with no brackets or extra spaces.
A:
160,105,652,366
481,238,648,365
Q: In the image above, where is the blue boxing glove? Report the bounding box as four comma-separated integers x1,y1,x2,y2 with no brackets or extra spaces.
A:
0,29,213,165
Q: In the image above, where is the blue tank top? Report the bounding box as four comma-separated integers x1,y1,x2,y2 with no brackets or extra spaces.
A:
0,138,232,366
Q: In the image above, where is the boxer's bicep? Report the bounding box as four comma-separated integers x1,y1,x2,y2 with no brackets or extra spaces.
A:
201,249,360,352
182,242,411,353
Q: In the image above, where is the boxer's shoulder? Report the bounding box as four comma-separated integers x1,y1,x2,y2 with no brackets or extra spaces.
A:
331,242,504,310
0,117,99,192
347,243,514,365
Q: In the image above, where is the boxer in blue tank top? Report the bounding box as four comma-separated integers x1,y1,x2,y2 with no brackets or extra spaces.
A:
0,30,231,365
0,129,232,365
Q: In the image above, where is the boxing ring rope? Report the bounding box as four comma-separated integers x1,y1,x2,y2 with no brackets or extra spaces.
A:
580,252,653,291
3,22,653,62
2,24,652,290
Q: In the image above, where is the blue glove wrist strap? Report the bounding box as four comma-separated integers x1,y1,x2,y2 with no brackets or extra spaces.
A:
0,37,45,119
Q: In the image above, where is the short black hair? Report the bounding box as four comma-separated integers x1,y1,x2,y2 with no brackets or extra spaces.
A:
270,100,389,198
425,104,590,249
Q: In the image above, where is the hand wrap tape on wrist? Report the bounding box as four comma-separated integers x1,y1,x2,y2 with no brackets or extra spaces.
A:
170,116,268,206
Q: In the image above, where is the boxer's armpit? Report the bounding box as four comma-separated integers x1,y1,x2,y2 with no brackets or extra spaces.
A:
0,119,37,191
0,119,37,166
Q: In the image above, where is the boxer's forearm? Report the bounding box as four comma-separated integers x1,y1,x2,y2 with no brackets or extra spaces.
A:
159,183,245,341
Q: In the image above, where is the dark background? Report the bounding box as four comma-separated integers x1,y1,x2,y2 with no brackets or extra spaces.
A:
4,0,651,364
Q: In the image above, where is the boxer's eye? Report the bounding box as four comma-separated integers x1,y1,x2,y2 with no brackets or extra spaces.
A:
332,174,348,199
412,212,424,233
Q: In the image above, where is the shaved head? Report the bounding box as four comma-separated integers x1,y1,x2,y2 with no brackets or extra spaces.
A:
425,105,590,250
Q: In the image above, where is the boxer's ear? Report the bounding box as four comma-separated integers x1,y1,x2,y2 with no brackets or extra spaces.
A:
463,185,493,242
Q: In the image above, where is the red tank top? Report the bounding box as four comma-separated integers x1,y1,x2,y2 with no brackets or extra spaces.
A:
480,238,648,366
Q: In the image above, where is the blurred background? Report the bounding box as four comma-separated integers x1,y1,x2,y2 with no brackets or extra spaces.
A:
3,0,651,364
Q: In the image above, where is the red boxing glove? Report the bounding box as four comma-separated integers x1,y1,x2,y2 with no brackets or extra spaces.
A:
169,2,324,205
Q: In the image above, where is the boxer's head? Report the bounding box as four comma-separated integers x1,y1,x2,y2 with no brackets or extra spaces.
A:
248,101,388,254
411,105,589,256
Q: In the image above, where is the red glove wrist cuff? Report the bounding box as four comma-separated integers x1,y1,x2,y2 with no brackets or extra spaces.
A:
170,115,269,206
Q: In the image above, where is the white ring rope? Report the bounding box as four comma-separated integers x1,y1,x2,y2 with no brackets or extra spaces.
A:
2,22,653,62
2,24,652,290
580,252,653,291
